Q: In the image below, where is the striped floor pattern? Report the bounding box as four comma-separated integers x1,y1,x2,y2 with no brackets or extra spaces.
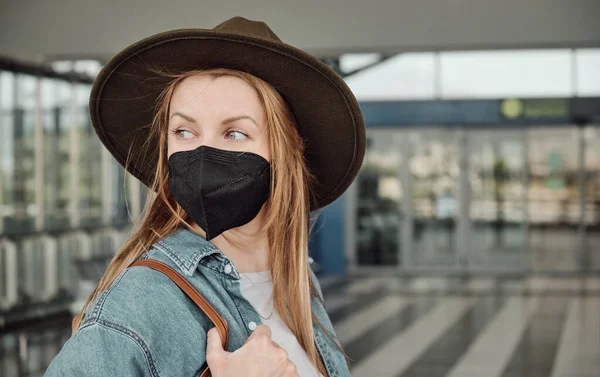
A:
1,275,599,377
320,275,600,377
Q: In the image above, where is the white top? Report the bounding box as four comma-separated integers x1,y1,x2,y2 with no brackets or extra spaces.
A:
239,270,324,377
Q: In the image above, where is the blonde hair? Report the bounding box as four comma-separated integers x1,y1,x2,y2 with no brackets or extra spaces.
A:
73,68,348,375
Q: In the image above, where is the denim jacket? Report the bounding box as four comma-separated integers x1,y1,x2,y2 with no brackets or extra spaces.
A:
44,228,349,377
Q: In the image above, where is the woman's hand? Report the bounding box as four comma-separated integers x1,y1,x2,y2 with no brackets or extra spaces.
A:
206,324,299,377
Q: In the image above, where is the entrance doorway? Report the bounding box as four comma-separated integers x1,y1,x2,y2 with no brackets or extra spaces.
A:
348,125,600,275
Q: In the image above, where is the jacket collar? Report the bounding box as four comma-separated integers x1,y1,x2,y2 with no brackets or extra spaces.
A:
152,227,224,277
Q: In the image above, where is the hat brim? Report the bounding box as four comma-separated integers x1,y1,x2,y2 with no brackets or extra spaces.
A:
90,29,365,210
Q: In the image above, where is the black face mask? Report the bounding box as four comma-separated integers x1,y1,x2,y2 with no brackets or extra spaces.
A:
168,145,271,240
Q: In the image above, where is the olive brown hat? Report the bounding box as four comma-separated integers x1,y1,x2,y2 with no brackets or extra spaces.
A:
89,16,365,210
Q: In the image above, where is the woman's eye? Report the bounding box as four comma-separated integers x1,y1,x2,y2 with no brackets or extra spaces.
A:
176,130,194,139
226,131,248,141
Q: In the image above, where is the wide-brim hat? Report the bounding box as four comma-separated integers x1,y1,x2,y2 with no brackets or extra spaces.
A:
90,16,365,210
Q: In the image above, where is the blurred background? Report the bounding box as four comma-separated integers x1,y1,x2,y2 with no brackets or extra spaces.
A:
1,1,599,376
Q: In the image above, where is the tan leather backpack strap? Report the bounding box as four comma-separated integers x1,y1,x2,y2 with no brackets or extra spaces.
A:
131,259,228,377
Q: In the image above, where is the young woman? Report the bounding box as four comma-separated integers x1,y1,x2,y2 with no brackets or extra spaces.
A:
44,16,365,377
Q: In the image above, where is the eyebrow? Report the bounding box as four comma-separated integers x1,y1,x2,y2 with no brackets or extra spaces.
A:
223,115,259,129
170,112,259,130
170,112,196,123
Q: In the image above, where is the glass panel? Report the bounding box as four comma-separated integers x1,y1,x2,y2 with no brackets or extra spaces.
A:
0,70,15,111
72,60,102,77
528,127,580,272
59,105,75,227
345,49,600,101
1,111,15,231
441,50,572,99
42,79,70,230
575,49,600,96
6,115,35,231
584,126,600,271
16,73,37,110
1,71,16,231
345,53,436,100
340,53,382,73
469,130,528,269
2,74,38,233
79,103,102,227
355,130,403,266
409,129,460,267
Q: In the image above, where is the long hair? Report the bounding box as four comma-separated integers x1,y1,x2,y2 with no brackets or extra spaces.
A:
72,68,348,375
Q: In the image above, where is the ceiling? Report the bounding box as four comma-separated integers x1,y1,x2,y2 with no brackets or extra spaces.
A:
1,0,599,62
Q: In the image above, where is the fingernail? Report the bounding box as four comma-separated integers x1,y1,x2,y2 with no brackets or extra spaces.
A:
207,327,215,336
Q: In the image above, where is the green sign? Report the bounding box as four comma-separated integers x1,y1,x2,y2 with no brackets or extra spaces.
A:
501,98,569,120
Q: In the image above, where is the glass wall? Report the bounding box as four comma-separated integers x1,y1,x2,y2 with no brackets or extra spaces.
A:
352,125,600,273
346,48,600,274
584,126,600,270
409,130,461,267
78,84,103,227
354,131,404,266
1,73,38,233
468,130,528,269
42,78,72,230
528,127,581,271
0,66,138,235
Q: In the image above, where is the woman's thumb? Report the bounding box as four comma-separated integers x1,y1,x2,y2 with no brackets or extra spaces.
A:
206,328,226,365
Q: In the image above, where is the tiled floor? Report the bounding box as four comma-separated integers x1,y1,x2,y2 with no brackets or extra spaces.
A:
322,276,600,377
1,275,599,377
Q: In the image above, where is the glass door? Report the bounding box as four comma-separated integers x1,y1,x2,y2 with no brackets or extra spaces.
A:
468,129,529,271
582,126,600,272
353,130,404,266
528,127,581,272
408,129,462,268
349,124,597,275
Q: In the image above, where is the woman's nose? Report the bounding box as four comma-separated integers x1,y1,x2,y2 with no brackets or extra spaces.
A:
199,132,219,149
